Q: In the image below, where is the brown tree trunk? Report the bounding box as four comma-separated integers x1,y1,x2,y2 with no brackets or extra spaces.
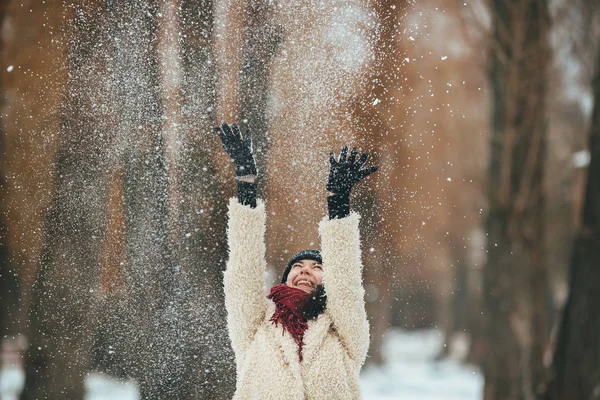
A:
1,0,69,347
543,45,600,400
20,2,114,399
0,194,18,340
0,0,20,342
484,1,551,399
239,0,281,188
169,0,236,397
99,1,235,397
351,0,408,365
105,1,183,398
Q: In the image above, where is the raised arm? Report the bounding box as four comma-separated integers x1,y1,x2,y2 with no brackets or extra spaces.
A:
319,212,368,363
217,122,267,358
223,198,268,358
321,146,377,364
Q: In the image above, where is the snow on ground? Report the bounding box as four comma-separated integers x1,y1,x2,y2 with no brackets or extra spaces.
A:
360,329,483,400
1,329,482,399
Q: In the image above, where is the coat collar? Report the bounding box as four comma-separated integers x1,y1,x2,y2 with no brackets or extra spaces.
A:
264,300,332,370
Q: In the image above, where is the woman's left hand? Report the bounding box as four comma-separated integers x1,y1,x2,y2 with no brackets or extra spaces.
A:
326,146,378,196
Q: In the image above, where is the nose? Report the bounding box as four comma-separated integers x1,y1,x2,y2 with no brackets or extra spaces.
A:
300,265,311,274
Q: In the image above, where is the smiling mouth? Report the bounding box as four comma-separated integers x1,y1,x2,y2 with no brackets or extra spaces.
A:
295,280,314,288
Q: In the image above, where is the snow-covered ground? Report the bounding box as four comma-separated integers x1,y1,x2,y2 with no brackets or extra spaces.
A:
1,329,482,399
360,329,482,400
0,368,141,400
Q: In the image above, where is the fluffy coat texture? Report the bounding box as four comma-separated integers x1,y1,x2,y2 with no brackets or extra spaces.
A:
223,198,370,400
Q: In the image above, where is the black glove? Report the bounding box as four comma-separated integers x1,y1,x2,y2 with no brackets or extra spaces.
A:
236,181,257,208
215,122,258,177
326,146,378,219
216,122,258,208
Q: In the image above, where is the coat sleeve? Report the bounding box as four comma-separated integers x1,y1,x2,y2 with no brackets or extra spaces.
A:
318,212,370,365
223,197,268,359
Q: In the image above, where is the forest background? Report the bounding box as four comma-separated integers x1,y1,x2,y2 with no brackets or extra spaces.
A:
0,0,599,399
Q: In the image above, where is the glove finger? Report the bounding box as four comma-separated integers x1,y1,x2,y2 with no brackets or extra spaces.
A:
215,126,226,141
329,152,337,167
215,126,231,149
221,122,234,140
348,147,358,164
231,123,243,141
358,166,378,180
356,152,369,169
338,145,348,163
245,127,253,152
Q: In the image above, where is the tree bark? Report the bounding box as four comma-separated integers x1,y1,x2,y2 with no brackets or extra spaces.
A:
238,0,282,188
102,1,236,397
0,0,20,342
484,1,551,399
351,0,408,365
105,1,186,398
543,45,600,400
20,2,114,399
165,0,236,397
0,195,18,340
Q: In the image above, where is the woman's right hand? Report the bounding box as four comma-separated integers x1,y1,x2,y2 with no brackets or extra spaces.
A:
326,146,378,219
215,122,258,178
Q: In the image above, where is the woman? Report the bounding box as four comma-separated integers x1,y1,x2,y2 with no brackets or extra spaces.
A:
216,122,377,400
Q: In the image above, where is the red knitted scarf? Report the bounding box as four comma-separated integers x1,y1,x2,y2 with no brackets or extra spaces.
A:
267,284,312,362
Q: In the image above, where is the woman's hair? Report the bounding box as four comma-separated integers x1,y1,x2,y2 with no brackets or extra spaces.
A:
301,284,327,319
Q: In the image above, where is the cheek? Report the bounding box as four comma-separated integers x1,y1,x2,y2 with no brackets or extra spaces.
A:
286,269,298,285
314,270,324,284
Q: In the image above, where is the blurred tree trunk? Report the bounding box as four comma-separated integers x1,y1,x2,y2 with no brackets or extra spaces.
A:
1,0,69,347
101,1,235,397
0,186,18,340
484,1,551,399
166,0,236,397
0,0,20,341
239,0,281,189
105,1,183,398
543,46,600,400
353,0,408,365
20,2,114,399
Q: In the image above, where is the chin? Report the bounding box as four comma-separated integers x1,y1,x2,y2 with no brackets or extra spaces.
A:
295,285,314,293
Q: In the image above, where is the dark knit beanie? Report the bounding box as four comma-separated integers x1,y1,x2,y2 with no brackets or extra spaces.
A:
281,249,322,284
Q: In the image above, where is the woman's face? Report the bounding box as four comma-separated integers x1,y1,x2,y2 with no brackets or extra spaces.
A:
286,259,323,293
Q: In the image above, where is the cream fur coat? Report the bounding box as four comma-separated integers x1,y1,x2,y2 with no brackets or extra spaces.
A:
223,198,370,400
